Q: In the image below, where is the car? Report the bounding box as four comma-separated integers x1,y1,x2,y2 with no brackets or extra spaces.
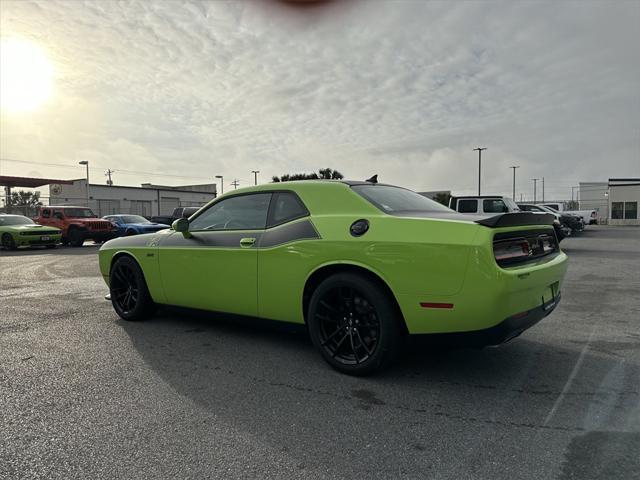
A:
517,203,579,240
33,206,114,247
99,180,568,375
148,206,201,226
0,214,62,250
103,214,169,237
540,203,597,225
448,195,520,214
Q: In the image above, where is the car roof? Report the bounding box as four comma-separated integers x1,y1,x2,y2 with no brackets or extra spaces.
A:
45,205,92,209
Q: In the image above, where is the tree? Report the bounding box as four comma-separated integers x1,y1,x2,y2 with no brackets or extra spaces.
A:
272,168,344,182
10,190,41,207
433,192,451,207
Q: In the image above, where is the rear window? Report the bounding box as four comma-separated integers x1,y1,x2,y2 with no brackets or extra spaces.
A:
458,199,478,213
352,185,452,214
483,199,508,213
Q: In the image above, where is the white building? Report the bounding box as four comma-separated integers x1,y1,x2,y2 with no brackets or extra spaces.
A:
49,179,217,217
608,178,639,226
579,181,608,221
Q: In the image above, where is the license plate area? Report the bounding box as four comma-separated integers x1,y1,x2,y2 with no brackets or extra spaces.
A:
40,236,50,241
542,282,560,311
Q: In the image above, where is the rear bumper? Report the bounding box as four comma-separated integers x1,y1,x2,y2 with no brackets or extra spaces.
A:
411,294,561,347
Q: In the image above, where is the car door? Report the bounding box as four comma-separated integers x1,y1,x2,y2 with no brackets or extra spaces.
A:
158,192,272,316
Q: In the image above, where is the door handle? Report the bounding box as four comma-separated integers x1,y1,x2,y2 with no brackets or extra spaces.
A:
239,237,256,247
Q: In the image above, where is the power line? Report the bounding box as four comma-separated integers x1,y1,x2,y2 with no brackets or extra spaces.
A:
0,157,209,182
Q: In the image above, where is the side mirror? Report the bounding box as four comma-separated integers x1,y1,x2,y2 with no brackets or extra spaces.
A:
172,218,191,238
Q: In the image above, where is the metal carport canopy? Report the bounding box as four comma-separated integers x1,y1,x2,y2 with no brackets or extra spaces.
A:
0,176,75,188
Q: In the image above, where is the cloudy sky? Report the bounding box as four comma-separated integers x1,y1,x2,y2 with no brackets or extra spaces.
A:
0,0,638,200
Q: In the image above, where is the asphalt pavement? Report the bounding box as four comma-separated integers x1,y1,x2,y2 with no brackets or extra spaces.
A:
1,226,639,480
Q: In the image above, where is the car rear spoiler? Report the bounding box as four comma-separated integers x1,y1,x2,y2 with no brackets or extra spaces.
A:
475,212,555,228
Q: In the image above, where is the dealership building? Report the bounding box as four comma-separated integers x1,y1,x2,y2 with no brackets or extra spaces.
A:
608,178,639,225
49,179,217,217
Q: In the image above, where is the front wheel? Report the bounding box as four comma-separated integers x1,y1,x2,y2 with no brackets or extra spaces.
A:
68,228,84,247
1,233,17,250
109,256,156,321
307,273,404,376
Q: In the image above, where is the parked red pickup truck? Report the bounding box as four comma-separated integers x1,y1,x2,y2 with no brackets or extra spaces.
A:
34,206,114,247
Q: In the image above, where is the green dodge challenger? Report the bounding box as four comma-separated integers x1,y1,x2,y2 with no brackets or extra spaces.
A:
0,214,62,250
99,180,567,375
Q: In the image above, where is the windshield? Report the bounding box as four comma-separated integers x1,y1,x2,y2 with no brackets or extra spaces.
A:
352,185,452,214
541,205,560,214
119,215,149,224
0,215,35,226
64,208,97,218
503,198,520,211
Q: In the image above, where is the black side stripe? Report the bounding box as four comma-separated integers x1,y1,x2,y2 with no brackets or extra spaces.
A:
258,220,320,248
154,219,320,249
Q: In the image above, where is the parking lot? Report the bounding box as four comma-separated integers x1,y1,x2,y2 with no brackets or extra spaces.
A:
1,226,639,480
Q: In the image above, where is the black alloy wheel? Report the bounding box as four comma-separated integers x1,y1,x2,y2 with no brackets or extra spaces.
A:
308,273,403,375
1,233,17,250
68,228,84,247
109,256,155,321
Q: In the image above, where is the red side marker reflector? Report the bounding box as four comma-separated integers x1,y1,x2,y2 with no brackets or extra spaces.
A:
420,302,454,309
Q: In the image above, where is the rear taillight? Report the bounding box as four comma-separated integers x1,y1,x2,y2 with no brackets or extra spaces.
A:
493,231,558,267
494,239,531,263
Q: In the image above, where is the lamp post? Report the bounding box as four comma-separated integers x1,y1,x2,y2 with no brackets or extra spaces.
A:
509,166,520,200
78,161,89,207
473,147,487,196
215,175,223,196
251,170,260,185
532,178,539,203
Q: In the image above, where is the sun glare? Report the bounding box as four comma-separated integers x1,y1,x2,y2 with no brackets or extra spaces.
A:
0,38,54,113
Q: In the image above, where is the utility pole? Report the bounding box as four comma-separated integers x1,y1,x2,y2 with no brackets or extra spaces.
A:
571,186,578,202
78,160,89,206
231,179,240,190
532,178,539,203
473,147,487,196
215,175,224,196
251,170,260,185
509,166,520,200
105,169,114,186
542,177,545,203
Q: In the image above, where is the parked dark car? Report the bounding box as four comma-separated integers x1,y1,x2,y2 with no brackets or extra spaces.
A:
103,215,170,236
148,206,201,226
518,204,582,239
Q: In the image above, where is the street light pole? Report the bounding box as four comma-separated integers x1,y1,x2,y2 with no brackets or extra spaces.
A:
215,175,223,196
509,166,520,200
532,178,539,203
542,177,545,203
78,161,89,207
473,147,487,196
251,170,260,186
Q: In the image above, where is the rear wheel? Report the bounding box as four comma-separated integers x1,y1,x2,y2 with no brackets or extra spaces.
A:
68,228,84,247
307,273,403,375
109,256,156,321
1,233,17,250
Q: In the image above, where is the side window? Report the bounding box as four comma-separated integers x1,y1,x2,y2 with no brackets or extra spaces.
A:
458,199,478,213
624,201,637,220
189,193,271,231
483,199,508,213
42,209,50,218
611,202,623,219
268,192,309,227
53,209,64,219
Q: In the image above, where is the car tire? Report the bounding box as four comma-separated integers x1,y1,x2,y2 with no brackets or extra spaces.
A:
109,255,156,321
1,233,18,250
307,272,404,376
68,228,84,247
